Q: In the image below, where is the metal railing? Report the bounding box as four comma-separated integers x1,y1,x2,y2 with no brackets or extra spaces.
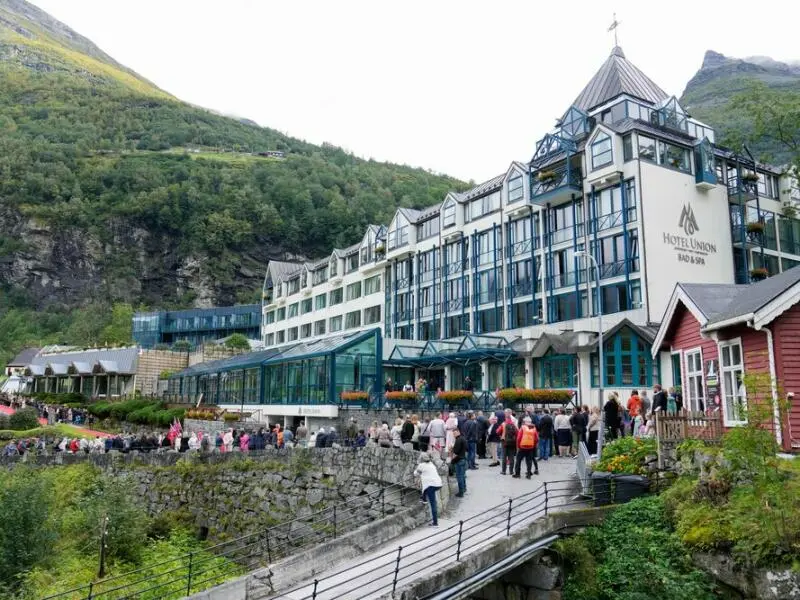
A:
273,479,588,600
40,483,416,600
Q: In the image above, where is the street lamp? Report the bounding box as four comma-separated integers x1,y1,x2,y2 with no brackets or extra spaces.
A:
575,251,603,407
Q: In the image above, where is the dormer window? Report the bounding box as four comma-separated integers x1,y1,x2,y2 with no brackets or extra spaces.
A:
442,200,456,228
330,258,338,277
591,132,613,170
346,253,359,273
508,173,524,203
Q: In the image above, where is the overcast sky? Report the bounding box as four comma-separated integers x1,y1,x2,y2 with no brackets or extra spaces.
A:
31,0,800,182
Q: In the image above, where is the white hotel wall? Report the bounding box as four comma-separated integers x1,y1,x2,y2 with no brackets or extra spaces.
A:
638,161,735,322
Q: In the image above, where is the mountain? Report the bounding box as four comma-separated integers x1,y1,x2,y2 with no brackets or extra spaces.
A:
0,0,467,362
681,50,800,163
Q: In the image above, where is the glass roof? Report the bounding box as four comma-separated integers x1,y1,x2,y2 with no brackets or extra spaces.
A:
387,334,517,367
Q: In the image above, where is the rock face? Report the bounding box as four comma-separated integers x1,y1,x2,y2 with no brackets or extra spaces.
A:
694,552,800,600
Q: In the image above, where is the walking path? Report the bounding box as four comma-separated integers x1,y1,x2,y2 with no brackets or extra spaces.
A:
0,404,112,437
273,453,580,599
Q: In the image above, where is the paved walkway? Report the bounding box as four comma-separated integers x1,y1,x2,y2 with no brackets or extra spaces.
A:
273,453,580,599
0,404,112,437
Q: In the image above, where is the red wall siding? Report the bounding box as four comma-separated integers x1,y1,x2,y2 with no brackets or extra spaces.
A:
667,305,719,408
773,303,800,451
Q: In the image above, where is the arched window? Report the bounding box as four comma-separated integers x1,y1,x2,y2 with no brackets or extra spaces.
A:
591,132,613,170
590,326,656,387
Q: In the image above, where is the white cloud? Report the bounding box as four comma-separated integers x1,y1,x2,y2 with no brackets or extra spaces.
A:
30,0,800,182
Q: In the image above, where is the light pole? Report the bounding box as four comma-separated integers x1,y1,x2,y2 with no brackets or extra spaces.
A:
576,251,604,457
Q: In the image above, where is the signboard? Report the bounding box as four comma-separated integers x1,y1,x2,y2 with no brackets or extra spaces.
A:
705,359,720,407
662,204,718,266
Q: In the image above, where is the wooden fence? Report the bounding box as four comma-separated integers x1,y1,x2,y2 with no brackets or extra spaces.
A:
655,410,723,468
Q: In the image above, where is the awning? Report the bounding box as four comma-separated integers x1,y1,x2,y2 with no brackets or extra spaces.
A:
94,360,120,374
387,333,517,368
45,363,69,376
69,362,93,375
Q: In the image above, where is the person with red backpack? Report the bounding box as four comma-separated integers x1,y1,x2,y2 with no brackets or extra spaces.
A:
514,417,540,479
497,415,518,475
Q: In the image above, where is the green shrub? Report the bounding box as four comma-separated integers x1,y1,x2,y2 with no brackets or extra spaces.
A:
88,402,113,419
596,436,656,475
0,414,8,430
9,407,39,431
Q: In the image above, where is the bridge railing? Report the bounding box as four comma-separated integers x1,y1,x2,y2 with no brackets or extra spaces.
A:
275,479,588,600
39,482,416,600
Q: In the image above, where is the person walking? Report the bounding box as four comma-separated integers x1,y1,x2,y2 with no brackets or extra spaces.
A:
536,409,554,461
486,415,501,466
513,417,539,478
414,453,443,526
450,428,467,497
462,411,479,469
587,406,601,454
428,412,446,457
497,415,518,475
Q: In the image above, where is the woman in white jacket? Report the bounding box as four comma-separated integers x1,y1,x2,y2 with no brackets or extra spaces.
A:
413,453,443,526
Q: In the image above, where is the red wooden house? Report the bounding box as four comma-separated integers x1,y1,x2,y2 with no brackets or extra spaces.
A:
653,266,800,452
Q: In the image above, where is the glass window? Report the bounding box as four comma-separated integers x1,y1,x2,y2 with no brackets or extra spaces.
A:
658,140,691,173
301,323,312,338
266,333,274,346
364,305,381,325
685,349,705,412
329,258,338,277
276,330,285,344
623,135,633,161
288,278,300,294
346,253,359,273
346,281,362,301
539,352,576,388
312,266,329,285
443,200,456,227
314,320,326,336
315,294,327,310
330,288,343,305
288,327,298,341
265,311,275,325
508,174,524,203
591,327,655,387
365,275,381,295
418,217,440,240
591,132,613,169
330,316,343,332
638,135,656,162
468,191,501,221
288,303,298,318
388,224,409,249
301,299,312,314
345,310,361,329
276,307,286,321
720,340,746,424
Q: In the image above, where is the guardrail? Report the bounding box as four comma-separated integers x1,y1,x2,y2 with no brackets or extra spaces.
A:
39,482,416,600
273,480,588,600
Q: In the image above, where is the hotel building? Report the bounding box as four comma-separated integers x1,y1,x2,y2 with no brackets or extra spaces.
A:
168,46,800,422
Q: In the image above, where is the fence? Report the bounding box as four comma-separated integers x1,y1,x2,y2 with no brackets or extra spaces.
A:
655,409,723,468
40,483,416,600
272,480,588,600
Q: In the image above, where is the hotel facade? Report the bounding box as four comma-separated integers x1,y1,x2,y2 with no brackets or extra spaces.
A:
169,46,799,425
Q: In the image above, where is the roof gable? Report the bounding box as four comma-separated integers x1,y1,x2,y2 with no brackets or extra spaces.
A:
572,46,668,113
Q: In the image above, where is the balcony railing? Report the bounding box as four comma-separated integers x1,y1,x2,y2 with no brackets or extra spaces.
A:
508,280,539,297
395,276,413,289
510,238,539,257
531,164,582,199
547,270,585,290
599,258,639,279
444,260,467,275
590,207,638,234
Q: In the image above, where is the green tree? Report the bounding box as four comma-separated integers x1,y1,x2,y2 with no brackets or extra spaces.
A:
224,333,251,350
99,303,134,345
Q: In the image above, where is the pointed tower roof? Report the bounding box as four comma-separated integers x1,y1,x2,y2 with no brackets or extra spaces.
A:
572,46,668,113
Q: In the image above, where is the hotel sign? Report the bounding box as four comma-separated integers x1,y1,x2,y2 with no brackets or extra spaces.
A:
663,204,717,266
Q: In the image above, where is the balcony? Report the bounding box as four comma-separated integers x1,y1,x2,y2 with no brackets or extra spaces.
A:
590,208,637,234
531,163,583,205
509,238,539,258
727,181,758,203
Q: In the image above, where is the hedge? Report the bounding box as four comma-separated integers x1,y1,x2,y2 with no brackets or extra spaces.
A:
87,399,184,428
436,390,473,402
496,388,574,404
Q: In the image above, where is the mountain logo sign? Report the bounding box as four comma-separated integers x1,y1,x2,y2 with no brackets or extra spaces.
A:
678,204,699,236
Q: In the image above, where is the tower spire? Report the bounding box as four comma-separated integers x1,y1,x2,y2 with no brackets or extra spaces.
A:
607,13,621,48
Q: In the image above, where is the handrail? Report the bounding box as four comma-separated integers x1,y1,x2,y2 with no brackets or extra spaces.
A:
39,481,415,600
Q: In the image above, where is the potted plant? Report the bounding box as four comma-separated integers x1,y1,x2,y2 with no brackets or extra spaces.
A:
749,267,769,280
341,390,369,402
436,390,474,403
745,221,765,234
496,388,574,405
782,202,798,219
385,391,418,402
374,244,385,255
537,170,558,183
742,172,760,184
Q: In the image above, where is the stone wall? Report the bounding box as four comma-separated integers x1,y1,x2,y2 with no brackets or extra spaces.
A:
2,446,450,544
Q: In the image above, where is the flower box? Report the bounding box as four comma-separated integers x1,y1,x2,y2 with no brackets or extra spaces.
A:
496,388,574,404
374,244,385,255
341,391,369,402
536,170,558,183
742,172,760,184
385,391,418,402
745,221,765,234
749,267,769,280
436,390,474,403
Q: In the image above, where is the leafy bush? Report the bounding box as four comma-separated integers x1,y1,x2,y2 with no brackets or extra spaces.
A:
596,436,657,475
558,496,718,600
88,401,113,419
9,407,40,431
222,412,241,422
185,409,216,420
224,333,251,350
496,388,574,404
0,414,8,430
386,391,420,402
340,391,369,402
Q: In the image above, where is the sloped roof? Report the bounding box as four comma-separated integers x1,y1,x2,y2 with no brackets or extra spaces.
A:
8,347,40,366
704,266,800,329
29,347,140,374
584,319,659,350
457,174,505,202
572,46,668,113
606,118,695,147
678,283,747,322
531,332,582,357
268,260,303,283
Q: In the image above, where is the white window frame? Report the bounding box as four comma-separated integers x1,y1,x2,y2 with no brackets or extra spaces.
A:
684,347,705,412
719,338,747,426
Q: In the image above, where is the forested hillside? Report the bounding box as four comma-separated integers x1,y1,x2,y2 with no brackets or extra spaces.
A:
0,0,467,365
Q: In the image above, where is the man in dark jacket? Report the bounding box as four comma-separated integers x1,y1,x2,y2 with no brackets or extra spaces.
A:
652,384,669,414
450,428,467,497
476,411,488,459
536,409,554,460
315,428,327,448
603,394,620,440
461,411,479,470
401,415,415,445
